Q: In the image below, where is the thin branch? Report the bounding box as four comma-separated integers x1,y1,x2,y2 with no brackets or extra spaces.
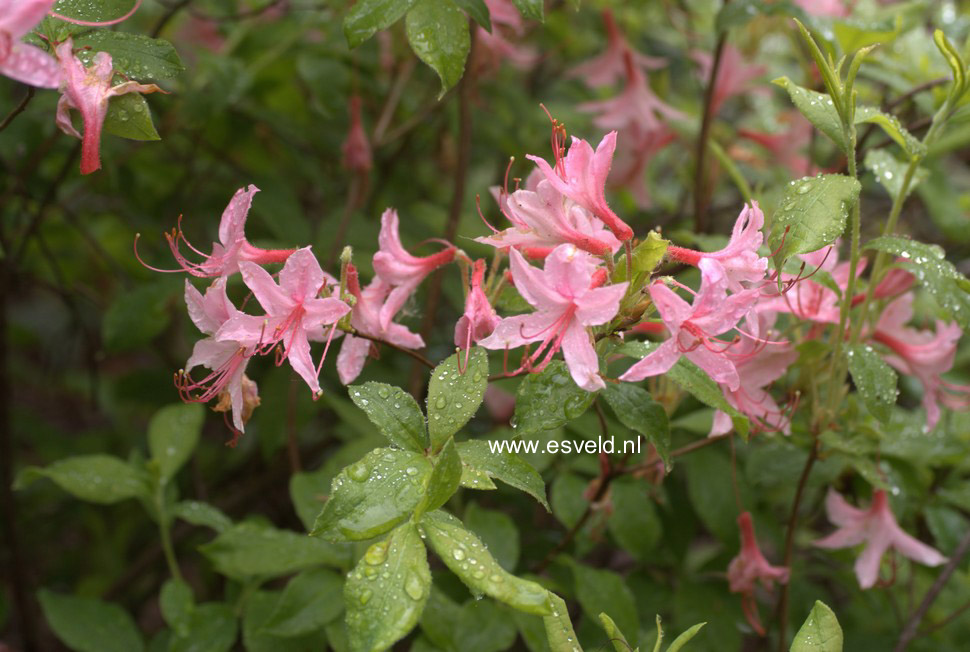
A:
0,87,35,134
351,330,435,369
692,26,729,234
12,143,81,267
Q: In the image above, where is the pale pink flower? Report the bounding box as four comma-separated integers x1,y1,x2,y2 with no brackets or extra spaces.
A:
484,385,516,423
480,245,627,391
620,259,760,390
371,208,455,330
475,0,538,71
756,245,843,325
527,132,633,242
477,180,621,258
667,202,768,292
54,39,165,175
218,248,350,395
138,185,297,278
342,95,372,173
693,45,766,114
568,9,665,88
455,259,500,349
872,294,970,430
815,489,947,589
728,511,790,636
0,0,61,88
606,124,676,208
794,0,849,17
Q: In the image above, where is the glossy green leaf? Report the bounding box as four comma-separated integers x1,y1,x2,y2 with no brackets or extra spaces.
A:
72,31,184,82
666,622,707,651
511,0,543,21
349,382,427,452
345,523,430,652
51,0,139,23
456,440,549,510
406,0,471,97
169,602,237,652
773,78,847,152
608,477,662,560
833,17,901,54
421,510,551,615
791,601,843,652
768,174,861,263
613,230,669,284
514,360,595,437
863,150,926,202
845,344,897,424
426,347,488,451
465,502,520,571
160,579,194,637
598,612,634,652
15,454,149,504
454,0,491,31
602,383,670,467
148,403,204,483
855,106,925,158
242,591,327,652
104,93,161,141
460,464,497,490
171,500,233,532
344,0,416,49
38,589,144,652
200,522,350,578
415,438,462,518
573,565,638,643
311,447,432,541
261,569,344,637
544,593,582,652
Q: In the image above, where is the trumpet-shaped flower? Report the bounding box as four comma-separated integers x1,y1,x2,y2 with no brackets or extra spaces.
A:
342,95,372,172
815,489,947,589
527,132,633,242
621,259,760,390
727,512,790,636
218,248,350,395
455,259,500,349
372,208,456,330
479,245,627,391
0,0,61,88
568,9,665,88
54,40,165,174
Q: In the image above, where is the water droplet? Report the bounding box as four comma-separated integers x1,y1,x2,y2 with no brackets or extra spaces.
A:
359,589,372,605
365,541,389,565
406,466,418,476
796,182,812,194
404,572,425,600
435,396,447,410
348,462,370,482
452,549,466,561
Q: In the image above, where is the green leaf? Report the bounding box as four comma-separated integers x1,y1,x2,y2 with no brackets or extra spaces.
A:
613,230,670,286
833,17,901,54
169,602,237,652
426,347,488,451
15,454,149,504
543,593,581,652
511,0,543,21
38,590,144,652
790,601,843,652
464,502,519,571
716,0,805,33
572,565,638,643
242,591,327,652
865,236,970,329
415,438,462,518
261,569,344,637
602,383,670,467
608,477,662,561
767,174,861,263
160,579,194,637
863,150,926,202
200,522,350,579
598,612,635,652
845,344,897,424
344,0,416,49
103,93,161,141
72,31,184,82
456,440,549,510
102,282,175,352
345,523,430,652
311,447,432,542
514,360,595,437
420,510,551,615
148,403,204,483
454,0,491,31
51,0,139,23
460,464,497,490
855,106,925,158
773,78,847,152
349,382,427,452
667,622,707,652
171,500,233,532
406,0,471,97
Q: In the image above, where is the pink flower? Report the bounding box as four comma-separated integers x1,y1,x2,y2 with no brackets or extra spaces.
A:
727,512,790,636
179,278,258,436
479,245,627,391
0,0,61,88
568,9,665,88
336,263,426,385
667,202,768,291
756,246,843,325
794,0,849,17
527,132,633,242
477,180,621,257
342,95,372,173
815,489,947,589
872,294,970,430
54,39,165,175
693,45,765,115
371,208,455,330
455,259,500,349
139,185,297,278
218,248,350,395
475,0,537,72
620,259,760,390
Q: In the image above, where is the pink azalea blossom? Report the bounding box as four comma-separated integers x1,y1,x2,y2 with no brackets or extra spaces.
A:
815,489,947,589
54,39,165,175
620,259,760,390
479,245,627,391
667,202,769,291
568,9,665,88
218,248,351,395
477,180,621,258
756,245,843,325
693,45,766,115
872,294,970,430
139,185,297,278
371,208,456,330
475,0,538,72
794,0,849,17
455,259,500,349
727,511,790,636
527,132,633,242
336,263,426,385
342,95,372,173
0,0,61,88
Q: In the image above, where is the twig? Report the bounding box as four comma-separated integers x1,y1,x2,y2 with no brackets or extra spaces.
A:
692,25,729,234
326,174,365,267
0,87,35,134
352,330,435,369
152,0,193,37
12,143,81,267
919,598,970,637
670,434,725,458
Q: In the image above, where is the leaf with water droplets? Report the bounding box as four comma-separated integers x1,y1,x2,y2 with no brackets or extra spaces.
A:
15,454,149,504
52,0,140,23
543,592,582,652
349,382,427,452
514,360,595,437
311,447,432,542
415,438,462,518
460,464,497,490
72,32,184,83
597,612,633,652
767,174,861,265
855,105,925,158
773,78,847,153
38,589,145,652
790,601,843,652
602,383,670,467
171,500,233,532
200,522,350,578
406,0,471,98
863,150,926,203
426,347,488,452
260,569,344,637
344,0,417,49
845,344,897,425
148,403,204,483
510,0,544,21
456,440,549,510
103,93,160,141
160,579,194,637
345,522,430,652
420,510,551,615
